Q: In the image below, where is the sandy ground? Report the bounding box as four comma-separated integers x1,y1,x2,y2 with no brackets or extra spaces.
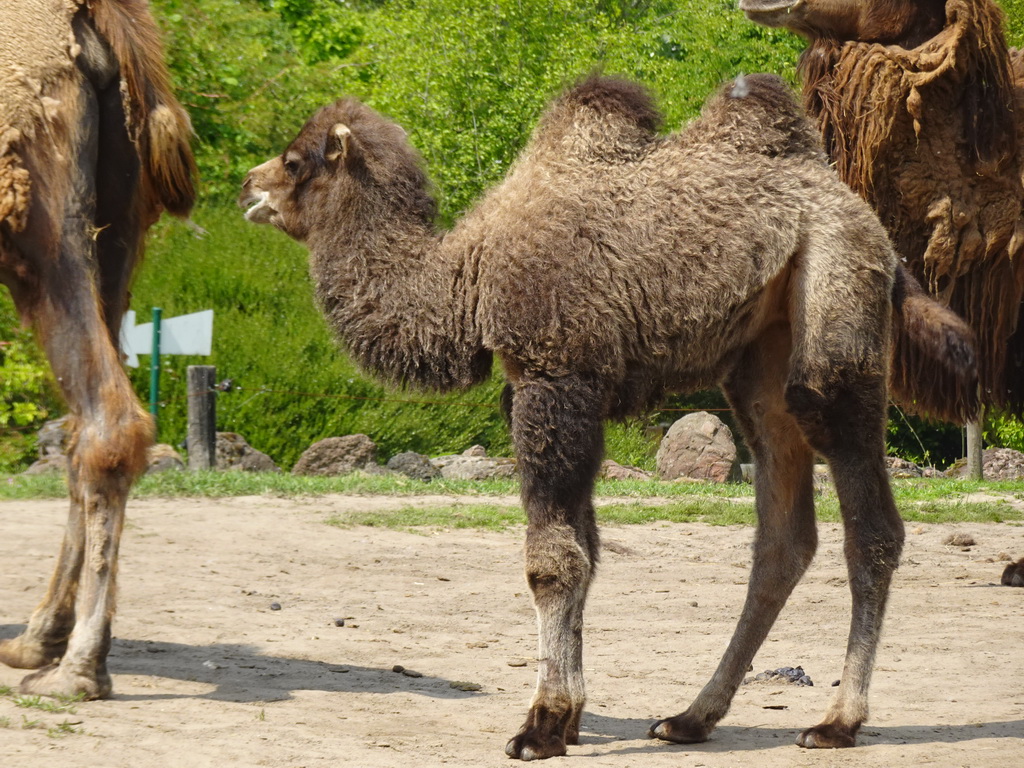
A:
1,493,1022,767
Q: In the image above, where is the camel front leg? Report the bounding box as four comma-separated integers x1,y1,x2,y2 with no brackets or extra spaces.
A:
13,251,152,701
0,462,85,669
504,374,603,760
2,75,151,699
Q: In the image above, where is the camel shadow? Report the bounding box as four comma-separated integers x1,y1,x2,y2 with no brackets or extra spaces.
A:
575,711,1024,756
0,624,481,703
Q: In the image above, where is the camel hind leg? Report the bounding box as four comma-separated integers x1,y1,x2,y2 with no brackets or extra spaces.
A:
650,323,819,744
785,369,903,747
783,226,904,748
504,373,604,761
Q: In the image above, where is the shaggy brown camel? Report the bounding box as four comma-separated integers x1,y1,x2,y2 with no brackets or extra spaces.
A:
240,74,976,757
741,0,1024,412
0,1,194,698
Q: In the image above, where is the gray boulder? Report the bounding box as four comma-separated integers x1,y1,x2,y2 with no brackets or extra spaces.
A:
146,444,185,474
599,460,654,481
387,451,441,481
885,456,923,478
946,447,1024,480
216,432,280,473
431,449,516,480
656,411,740,483
292,434,376,476
36,415,70,458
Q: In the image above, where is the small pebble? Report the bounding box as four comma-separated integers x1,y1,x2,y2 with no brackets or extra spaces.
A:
507,658,529,668
450,681,482,692
270,602,282,611
333,618,346,627
832,680,841,687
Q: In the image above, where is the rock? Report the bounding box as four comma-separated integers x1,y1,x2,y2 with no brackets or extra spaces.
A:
655,411,740,483
387,451,441,481
291,434,376,476
747,666,813,686
146,443,185,474
943,532,976,547
432,455,516,481
216,432,280,473
945,448,1024,480
462,445,487,457
269,602,282,611
22,454,68,475
36,415,70,458
885,456,923,478
449,681,482,691
598,459,654,481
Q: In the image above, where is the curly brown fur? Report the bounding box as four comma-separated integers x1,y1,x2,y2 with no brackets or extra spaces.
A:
1001,558,1024,587
0,0,194,700
243,72,975,757
746,0,1024,412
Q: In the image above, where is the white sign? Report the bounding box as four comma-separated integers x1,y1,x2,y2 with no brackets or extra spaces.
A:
120,309,214,368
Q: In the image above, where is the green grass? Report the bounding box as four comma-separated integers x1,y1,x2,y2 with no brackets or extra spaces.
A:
0,688,84,738
3,471,1022,528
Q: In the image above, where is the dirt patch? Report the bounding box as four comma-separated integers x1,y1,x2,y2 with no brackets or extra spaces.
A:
1,495,1022,766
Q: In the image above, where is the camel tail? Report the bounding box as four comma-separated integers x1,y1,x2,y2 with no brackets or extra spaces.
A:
90,0,196,217
889,265,980,424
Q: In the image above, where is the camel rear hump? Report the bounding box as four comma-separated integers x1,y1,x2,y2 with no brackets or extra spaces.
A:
689,73,825,160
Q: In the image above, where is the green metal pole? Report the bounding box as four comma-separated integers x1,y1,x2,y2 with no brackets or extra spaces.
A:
149,307,162,428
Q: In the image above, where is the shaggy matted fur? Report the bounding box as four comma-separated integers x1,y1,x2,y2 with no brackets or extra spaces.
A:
743,0,1024,412
0,0,195,699
241,73,976,758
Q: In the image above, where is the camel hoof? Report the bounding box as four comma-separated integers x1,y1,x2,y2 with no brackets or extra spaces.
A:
505,731,567,761
0,636,63,670
648,714,711,744
19,663,111,701
796,723,857,749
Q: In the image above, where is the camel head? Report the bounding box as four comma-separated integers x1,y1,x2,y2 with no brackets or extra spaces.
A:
739,0,947,46
239,99,435,242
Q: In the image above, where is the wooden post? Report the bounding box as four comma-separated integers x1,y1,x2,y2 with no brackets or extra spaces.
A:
187,365,217,471
966,410,984,481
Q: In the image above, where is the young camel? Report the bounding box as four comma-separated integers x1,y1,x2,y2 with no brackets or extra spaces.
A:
0,0,195,698
740,0,1024,411
240,74,977,758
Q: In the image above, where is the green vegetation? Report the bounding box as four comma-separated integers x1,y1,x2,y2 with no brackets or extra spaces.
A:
4,469,1021,529
0,689,84,738
4,1,1024,472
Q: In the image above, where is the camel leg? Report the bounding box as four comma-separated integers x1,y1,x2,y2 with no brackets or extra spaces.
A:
504,373,604,761
0,78,152,699
786,372,903,747
650,325,819,744
0,460,85,669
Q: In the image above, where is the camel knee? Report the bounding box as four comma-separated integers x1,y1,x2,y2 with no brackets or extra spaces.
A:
524,524,596,605
69,401,153,486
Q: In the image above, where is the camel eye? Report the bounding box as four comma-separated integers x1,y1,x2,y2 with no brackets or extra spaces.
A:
283,157,302,176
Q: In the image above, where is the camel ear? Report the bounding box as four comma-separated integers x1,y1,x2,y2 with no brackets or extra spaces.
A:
326,123,352,163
